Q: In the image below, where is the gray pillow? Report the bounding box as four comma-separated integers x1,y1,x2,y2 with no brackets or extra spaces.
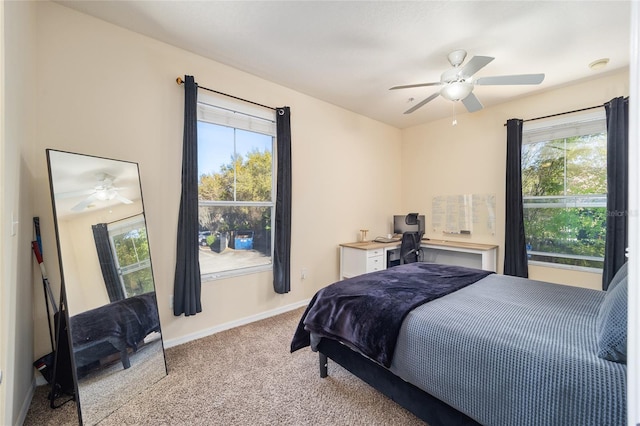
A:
596,276,627,363
607,262,628,292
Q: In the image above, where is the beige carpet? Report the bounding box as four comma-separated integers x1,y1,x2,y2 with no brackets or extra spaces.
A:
24,307,425,425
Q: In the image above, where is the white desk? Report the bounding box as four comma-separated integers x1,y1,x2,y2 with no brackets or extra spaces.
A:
339,239,498,279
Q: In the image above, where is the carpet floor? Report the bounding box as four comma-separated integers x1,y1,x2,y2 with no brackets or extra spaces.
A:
23,307,425,425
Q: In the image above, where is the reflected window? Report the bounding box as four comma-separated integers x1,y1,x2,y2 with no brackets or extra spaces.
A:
197,96,276,280
108,216,154,296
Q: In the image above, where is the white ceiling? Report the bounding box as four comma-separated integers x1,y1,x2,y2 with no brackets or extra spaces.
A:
55,1,630,129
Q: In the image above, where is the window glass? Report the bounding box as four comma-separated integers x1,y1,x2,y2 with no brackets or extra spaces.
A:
522,114,606,270
197,101,275,279
235,129,272,202
108,217,154,297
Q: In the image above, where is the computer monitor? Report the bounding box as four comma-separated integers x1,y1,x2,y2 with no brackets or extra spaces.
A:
393,214,425,234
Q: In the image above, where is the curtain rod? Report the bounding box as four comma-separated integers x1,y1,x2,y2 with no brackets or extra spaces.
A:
176,77,276,111
503,103,604,126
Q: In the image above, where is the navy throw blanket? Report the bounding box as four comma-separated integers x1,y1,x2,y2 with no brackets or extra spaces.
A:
291,263,493,367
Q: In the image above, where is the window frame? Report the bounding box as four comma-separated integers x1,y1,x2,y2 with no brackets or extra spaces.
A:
196,93,277,281
521,110,607,272
107,214,153,297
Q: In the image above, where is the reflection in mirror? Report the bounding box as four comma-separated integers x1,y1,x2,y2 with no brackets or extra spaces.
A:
46,149,167,425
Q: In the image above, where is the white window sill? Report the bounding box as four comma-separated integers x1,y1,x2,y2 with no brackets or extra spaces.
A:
527,260,602,274
201,263,272,282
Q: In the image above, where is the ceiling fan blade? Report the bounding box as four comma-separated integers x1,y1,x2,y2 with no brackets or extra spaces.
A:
390,82,441,90
461,92,483,113
71,194,97,212
116,194,133,205
404,92,440,114
475,73,545,85
459,56,494,77
55,188,96,200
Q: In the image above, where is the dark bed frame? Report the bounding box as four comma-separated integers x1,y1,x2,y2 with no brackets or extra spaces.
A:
73,336,137,370
317,338,481,426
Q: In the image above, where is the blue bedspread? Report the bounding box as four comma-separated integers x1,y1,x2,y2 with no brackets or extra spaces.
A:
390,274,627,425
291,263,493,367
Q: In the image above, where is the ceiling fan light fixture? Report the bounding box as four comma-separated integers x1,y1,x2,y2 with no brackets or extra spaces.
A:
440,81,473,101
95,188,117,201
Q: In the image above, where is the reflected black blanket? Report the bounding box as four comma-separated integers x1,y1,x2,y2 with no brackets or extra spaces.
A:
70,292,160,351
290,263,493,367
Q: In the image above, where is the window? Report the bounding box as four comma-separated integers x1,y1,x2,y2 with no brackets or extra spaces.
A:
108,215,154,297
522,111,607,270
196,94,276,279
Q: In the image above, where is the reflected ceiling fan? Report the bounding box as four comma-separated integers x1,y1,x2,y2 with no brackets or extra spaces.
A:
57,172,133,212
390,49,545,114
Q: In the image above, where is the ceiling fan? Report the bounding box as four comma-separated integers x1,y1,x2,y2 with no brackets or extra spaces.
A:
390,49,545,114
57,172,133,212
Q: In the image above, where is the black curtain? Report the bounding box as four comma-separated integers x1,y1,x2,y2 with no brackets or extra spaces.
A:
92,223,125,302
504,118,529,278
273,107,292,294
602,97,629,290
173,75,202,316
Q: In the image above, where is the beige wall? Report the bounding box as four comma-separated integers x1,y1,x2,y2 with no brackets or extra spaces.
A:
1,3,6,420
30,2,402,357
1,1,38,424
401,70,629,290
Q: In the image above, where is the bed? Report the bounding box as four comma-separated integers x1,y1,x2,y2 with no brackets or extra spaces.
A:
69,292,160,371
291,263,627,426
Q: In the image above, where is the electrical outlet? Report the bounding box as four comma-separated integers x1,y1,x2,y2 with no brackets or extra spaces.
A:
301,268,308,280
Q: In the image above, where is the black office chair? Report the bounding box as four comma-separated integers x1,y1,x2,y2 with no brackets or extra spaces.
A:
400,213,424,264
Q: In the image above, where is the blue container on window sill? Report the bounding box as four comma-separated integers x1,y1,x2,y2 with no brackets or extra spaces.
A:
234,231,254,250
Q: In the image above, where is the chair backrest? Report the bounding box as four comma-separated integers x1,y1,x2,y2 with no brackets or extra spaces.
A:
400,231,421,264
400,212,424,264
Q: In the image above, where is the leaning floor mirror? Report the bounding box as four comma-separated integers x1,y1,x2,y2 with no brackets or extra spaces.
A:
46,149,167,425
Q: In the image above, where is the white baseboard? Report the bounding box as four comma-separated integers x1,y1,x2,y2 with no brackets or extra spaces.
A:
163,299,309,349
15,377,36,426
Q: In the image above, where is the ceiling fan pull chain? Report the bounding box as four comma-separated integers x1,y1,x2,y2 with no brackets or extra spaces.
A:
452,101,458,126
